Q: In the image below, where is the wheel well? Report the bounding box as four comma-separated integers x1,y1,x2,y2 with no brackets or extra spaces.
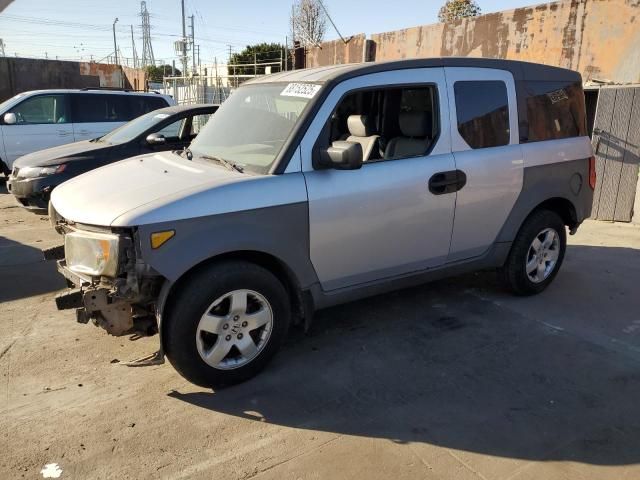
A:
161,250,307,333
531,197,578,230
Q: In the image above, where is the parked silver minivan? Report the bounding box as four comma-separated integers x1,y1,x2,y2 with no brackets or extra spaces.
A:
48,59,595,387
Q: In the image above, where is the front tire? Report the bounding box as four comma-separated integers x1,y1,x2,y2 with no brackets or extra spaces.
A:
164,261,291,387
501,210,567,296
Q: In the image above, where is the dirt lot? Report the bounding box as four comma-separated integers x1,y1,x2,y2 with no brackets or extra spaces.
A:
1,184,640,480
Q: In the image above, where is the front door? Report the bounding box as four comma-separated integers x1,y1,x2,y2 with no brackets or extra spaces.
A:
301,68,457,291
2,94,73,169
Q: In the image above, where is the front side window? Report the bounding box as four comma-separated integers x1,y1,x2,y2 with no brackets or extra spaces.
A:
71,94,128,123
525,81,586,142
188,83,315,174
9,95,68,124
454,81,510,149
317,85,439,163
155,118,185,140
189,113,212,136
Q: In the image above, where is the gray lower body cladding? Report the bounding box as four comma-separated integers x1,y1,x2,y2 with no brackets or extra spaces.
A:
137,201,318,289
498,159,593,242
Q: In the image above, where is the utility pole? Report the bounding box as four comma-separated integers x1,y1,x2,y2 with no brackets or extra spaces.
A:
181,0,188,76
130,25,138,68
189,14,195,75
228,45,236,88
291,4,296,70
112,17,119,65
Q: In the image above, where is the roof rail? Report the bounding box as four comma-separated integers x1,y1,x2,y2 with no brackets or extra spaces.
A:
80,87,132,92
79,87,161,94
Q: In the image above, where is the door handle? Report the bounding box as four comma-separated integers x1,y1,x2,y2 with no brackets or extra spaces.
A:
429,170,467,195
57,130,72,136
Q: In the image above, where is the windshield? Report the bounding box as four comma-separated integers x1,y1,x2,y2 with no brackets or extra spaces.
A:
188,83,318,174
100,110,172,144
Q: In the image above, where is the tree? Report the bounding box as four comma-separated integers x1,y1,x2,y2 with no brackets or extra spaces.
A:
290,0,327,47
228,43,286,76
144,64,181,83
438,0,481,22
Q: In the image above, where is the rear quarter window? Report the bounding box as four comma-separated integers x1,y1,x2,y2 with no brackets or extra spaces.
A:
128,96,170,119
454,81,510,149
524,81,587,142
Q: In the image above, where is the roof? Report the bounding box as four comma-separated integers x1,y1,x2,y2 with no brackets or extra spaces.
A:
246,58,582,85
154,103,219,115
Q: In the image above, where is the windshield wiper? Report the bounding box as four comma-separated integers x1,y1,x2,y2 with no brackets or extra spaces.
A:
199,154,244,173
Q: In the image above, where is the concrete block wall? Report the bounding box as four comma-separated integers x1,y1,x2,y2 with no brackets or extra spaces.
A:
0,58,147,102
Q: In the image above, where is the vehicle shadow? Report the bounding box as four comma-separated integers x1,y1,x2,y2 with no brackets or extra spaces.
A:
169,244,640,466
0,235,66,302
0,184,66,302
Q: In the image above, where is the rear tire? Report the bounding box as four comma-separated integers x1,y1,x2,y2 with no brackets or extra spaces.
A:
501,209,566,296
163,261,291,388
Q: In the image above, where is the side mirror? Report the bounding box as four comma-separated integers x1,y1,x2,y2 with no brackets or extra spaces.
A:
3,113,17,125
315,141,363,170
146,133,166,145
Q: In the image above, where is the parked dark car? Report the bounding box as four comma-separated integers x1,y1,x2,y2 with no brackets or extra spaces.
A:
7,104,218,211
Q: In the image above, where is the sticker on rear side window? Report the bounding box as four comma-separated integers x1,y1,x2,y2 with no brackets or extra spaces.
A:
281,83,321,99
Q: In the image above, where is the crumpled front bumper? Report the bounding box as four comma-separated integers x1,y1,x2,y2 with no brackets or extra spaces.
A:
55,260,149,336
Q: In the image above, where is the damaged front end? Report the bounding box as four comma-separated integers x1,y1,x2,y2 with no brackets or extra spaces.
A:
47,211,163,337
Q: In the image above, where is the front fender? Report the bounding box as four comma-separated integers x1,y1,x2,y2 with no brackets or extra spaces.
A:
136,201,318,291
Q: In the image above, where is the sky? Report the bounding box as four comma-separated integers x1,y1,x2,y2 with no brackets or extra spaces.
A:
0,0,538,66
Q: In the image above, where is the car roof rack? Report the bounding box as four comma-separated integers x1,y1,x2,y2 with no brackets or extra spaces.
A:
79,87,162,94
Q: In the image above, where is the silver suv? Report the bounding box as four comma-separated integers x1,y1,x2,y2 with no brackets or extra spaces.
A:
49,59,595,387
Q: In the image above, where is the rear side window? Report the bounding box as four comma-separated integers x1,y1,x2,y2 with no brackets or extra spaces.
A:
128,96,169,119
525,81,587,142
71,94,128,123
454,81,510,149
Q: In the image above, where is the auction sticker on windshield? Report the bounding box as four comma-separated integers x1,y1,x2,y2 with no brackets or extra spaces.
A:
281,83,321,99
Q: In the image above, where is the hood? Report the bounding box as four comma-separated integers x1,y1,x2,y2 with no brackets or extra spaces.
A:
14,140,112,168
50,151,246,227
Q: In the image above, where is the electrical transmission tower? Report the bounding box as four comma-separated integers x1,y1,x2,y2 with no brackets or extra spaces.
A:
140,1,155,67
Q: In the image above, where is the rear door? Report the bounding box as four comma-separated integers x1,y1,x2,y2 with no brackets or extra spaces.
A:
71,93,129,141
1,93,73,168
444,67,524,261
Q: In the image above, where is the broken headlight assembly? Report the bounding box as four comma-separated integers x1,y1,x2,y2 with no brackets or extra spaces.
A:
64,230,120,277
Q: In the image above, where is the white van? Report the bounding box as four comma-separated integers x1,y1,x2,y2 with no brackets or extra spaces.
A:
0,88,175,173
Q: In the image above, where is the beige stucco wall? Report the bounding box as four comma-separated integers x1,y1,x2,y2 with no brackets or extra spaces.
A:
306,0,640,84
